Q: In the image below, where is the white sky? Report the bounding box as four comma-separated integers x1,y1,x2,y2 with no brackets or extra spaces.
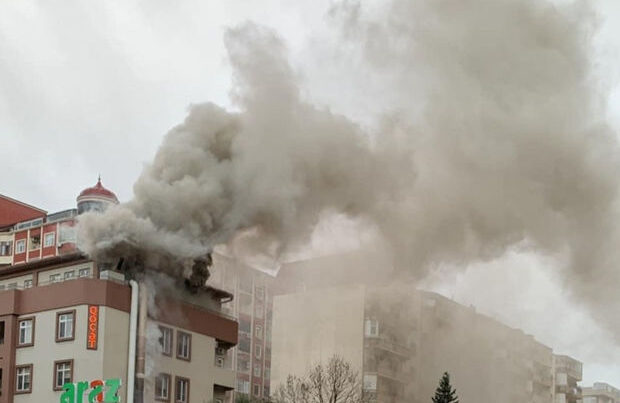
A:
2,0,620,386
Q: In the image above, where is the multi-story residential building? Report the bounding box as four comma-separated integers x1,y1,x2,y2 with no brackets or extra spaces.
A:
209,253,278,401
582,382,620,403
553,354,583,403
0,181,238,403
270,282,559,403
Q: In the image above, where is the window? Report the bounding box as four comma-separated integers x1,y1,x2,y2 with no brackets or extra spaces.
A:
239,338,250,353
239,319,251,334
263,386,270,398
54,360,73,390
56,311,75,341
255,325,263,339
237,380,250,394
0,321,5,344
239,276,253,293
239,294,252,316
64,271,75,281
253,363,261,377
255,304,264,318
253,383,261,397
215,356,225,368
159,326,172,356
18,318,34,346
15,240,26,254
15,365,32,393
255,285,265,300
365,319,379,337
50,274,61,283
237,357,250,373
23,279,33,289
175,377,190,403
29,234,40,250
265,368,270,379
7,283,17,290
78,268,91,278
255,345,262,359
155,373,171,401
363,374,377,391
176,331,191,360
0,241,11,256
44,232,55,247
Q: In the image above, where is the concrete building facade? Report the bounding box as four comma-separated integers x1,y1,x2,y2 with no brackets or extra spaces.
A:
553,354,583,403
270,282,573,403
582,382,620,403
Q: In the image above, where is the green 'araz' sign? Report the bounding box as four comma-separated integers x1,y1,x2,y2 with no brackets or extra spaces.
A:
60,378,122,403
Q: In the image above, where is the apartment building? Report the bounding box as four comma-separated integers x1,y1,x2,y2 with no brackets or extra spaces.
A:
0,181,238,402
553,354,583,403
208,253,278,401
270,282,561,403
582,382,620,403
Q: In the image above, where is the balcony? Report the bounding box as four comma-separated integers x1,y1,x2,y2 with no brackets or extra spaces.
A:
365,336,413,358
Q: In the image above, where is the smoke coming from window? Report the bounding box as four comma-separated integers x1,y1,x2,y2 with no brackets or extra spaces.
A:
78,0,620,333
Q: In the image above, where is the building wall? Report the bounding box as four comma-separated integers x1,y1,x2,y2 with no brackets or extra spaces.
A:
38,262,95,284
101,307,130,400
14,305,129,402
270,284,366,392
143,320,235,403
0,274,34,290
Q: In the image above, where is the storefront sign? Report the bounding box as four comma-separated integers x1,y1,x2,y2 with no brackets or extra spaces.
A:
86,305,99,350
60,378,121,403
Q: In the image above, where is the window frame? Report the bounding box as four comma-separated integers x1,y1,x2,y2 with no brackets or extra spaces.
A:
78,268,91,278
15,240,26,254
55,310,76,342
174,376,190,403
43,232,56,248
159,326,173,357
155,373,171,402
17,317,35,347
255,344,262,359
53,359,73,391
15,364,33,394
23,279,33,289
176,331,191,361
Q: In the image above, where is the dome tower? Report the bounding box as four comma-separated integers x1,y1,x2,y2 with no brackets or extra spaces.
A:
77,176,119,214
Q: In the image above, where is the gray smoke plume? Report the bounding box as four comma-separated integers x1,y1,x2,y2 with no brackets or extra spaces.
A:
79,1,620,331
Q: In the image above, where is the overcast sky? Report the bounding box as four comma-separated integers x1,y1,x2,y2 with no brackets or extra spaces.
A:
2,0,620,386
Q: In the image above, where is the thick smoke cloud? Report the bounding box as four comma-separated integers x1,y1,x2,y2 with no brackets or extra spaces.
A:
79,0,620,330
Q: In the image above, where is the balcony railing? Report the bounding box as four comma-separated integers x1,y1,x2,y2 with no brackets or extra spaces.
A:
365,336,413,358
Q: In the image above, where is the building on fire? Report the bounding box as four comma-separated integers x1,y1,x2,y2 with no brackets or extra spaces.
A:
0,180,238,403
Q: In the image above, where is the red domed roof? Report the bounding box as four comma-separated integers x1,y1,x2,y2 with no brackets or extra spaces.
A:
77,177,119,203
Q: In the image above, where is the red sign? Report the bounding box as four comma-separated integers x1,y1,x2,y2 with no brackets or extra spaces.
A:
87,305,99,350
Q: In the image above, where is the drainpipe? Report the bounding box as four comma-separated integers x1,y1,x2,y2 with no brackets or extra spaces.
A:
135,283,148,402
127,280,139,403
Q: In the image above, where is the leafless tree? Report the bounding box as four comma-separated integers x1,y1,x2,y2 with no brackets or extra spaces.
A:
273,355,369,403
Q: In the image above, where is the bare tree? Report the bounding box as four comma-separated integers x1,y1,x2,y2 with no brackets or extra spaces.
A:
273,355,368,403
